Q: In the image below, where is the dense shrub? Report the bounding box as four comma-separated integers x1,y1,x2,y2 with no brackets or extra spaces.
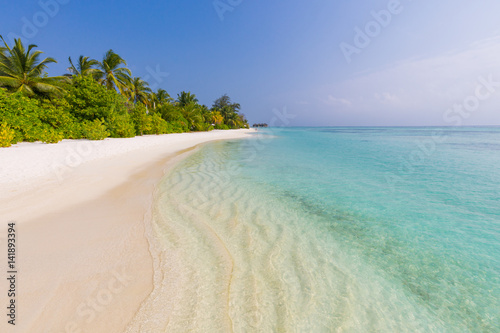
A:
64,76,127,122
193,123,213,132
157,104,188,124
148,113,173,134
131,104,152,135
107,112,136,138
81,119,110,140
0,72,248,146
38,99,81,139
215,124,230,130
0,122,15,147
0,89,64,144
169,120,189,133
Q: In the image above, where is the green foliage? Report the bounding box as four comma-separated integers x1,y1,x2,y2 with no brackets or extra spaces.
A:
0,122,15,147
81,119,109,140
0,88,64,144
0,36,68,98
193,122,213,132
214,123,230,130
212,94,248,129
0,38,250,147
107,112,136,138
37,127,65,143
124,77,151,106
131,104,152,135
95,49,132,94
169,120,189,133
38,99,81,138
67,55,99,77
149,112,173,134
65,75,127,121
157,103,182,121
176,91,198,107
150,88,173,109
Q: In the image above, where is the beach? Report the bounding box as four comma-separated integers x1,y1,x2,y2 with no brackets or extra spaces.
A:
0,127,498,332
0,129,254,332
125,127,497,332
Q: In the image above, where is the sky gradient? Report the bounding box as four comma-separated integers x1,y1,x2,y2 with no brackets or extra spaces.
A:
2,0,500,126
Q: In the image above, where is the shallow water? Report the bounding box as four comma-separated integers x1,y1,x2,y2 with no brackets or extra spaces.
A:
128,127,499,332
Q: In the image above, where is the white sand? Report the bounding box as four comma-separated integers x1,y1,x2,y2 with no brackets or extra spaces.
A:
0,129,254,332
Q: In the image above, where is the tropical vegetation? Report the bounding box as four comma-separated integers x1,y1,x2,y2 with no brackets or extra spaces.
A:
0,37,249,147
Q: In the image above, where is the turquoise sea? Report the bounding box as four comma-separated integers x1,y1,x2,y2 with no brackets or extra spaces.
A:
129,127,499,332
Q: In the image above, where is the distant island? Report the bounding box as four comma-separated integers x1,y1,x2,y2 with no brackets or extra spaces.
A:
0,36,249,147
252,123,268,128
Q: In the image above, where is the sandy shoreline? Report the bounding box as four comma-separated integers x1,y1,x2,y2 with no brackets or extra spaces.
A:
0,129,254,332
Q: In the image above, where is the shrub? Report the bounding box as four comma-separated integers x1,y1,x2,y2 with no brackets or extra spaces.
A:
37,127,65,144
0,122,15,147
81,119,110,140
148,113,172,134
131,104,152,135
0,89,60,143
38,99,81,139
169,120,189,133
64,76,127,122
107,112,136,138
215,124,230,130
193,122,213,132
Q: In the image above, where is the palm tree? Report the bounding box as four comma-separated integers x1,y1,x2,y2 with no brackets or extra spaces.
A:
212,94,240,115
66,55,99,77
0,36,67,97
181,102,203,129
125,77,151,105
176,91,198,107
209,110,224,125
225,111,239,128
95,49,131,94
150,88,173,109
0,43,5,76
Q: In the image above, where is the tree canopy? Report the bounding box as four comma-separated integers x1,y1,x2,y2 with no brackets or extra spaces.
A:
0,38,249,147
0,36,68,98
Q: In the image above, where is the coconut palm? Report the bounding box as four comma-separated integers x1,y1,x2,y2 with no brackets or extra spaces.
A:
209,110,224,125
181,102,203,129
150,88,173,109
0,44,5,76
66,55,99,77
95,49,132,94
125,77,152,105
212,94,240,115
176,91,198,107
0,36,67,97
225,113,239,128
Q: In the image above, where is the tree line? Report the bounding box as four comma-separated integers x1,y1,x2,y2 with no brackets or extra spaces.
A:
0,36,248,147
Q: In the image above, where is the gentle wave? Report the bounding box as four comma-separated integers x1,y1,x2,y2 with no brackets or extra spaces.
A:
127,127,499,332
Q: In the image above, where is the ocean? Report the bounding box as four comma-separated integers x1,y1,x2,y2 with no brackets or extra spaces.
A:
129,127,499,332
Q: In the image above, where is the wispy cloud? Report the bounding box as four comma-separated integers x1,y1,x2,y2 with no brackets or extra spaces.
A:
309,36,500,125
324,95,352,107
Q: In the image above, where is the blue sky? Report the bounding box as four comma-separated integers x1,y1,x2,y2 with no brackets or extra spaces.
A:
2,0,500,126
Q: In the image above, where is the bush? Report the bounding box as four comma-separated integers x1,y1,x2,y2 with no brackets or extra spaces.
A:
215,124,230,130
107,112,136,138
148,112,172,134
169,120,189,133
193,122,213,132
81,119,110,140
0,89,65,143
38,99,81,139
64,76,127,122
38,127,65,144
0,122,15,147
131,104,152,135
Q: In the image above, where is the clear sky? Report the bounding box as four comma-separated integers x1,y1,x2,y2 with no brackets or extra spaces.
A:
2,0,500,126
